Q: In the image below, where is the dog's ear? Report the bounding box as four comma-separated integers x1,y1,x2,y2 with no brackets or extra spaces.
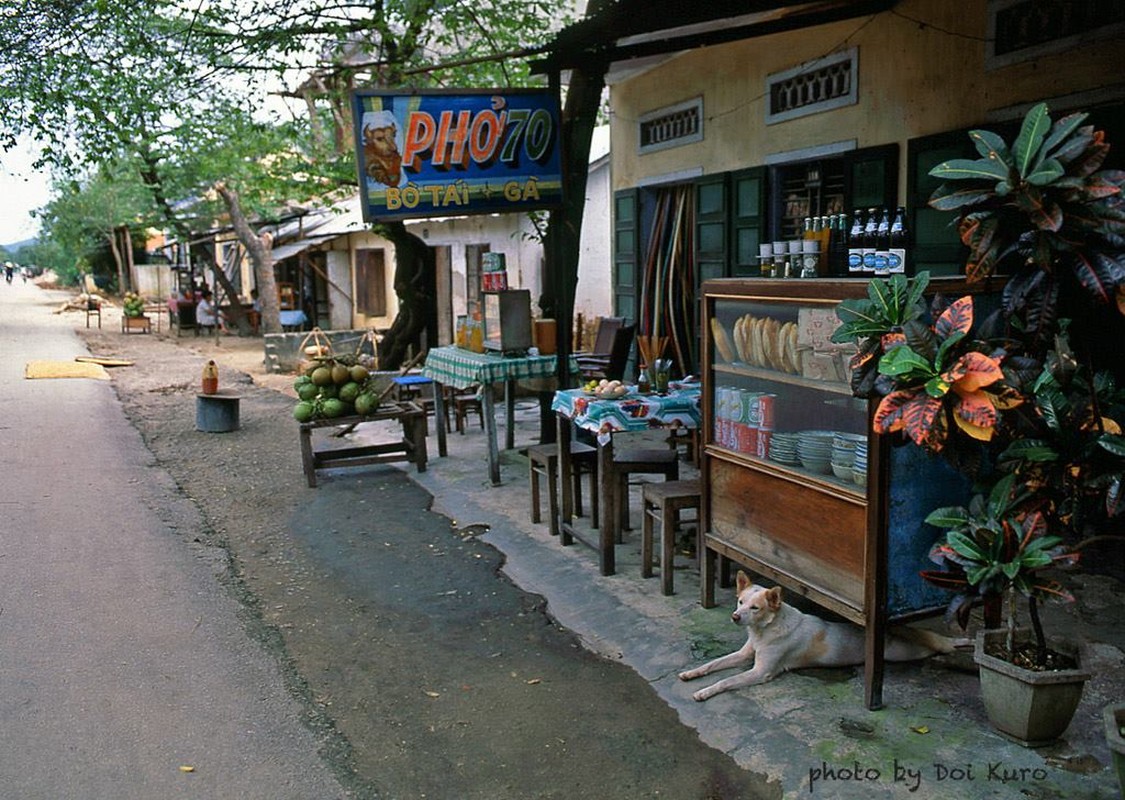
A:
766,586,783,610
736,570,752,593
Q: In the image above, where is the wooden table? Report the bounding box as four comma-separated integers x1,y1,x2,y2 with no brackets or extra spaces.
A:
422,346,577,485
552,385,701,575
297,402,427,488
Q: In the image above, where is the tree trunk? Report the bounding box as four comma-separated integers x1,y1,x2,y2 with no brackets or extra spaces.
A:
377,221,435,370
216,183,282,334
107,228,125,294
544,50,608,387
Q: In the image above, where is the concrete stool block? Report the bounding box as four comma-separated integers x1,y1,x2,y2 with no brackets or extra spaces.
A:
196,390,241,433
641,478,701,595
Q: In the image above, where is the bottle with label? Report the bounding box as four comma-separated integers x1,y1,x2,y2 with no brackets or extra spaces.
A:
821,214,835,265
873,208,891,276
847,210,864,274
803,216,815,245
861,208,878,274
832,213,848,276
889,206,907,274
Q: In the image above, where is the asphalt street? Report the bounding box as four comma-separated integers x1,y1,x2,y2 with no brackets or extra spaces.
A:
0,280,348,799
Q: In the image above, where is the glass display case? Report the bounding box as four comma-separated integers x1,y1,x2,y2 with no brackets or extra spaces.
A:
700,277,983,709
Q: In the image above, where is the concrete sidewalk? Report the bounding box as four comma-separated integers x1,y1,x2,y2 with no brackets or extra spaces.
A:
340,378,1123,799
0,282,348,798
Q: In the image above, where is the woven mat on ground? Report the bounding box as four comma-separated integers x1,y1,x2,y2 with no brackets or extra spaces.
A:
25,360,111,380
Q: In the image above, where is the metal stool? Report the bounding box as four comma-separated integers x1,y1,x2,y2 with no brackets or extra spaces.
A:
641,479,701,595
527,442,598,536
611,447,679,533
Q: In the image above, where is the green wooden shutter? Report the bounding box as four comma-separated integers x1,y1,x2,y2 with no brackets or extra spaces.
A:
730,167,766,277
843,143,898,213
613,189,639,323
906,130,974,277
694,175,728,290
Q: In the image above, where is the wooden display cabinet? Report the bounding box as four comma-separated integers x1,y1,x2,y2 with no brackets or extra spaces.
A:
700,277,984,709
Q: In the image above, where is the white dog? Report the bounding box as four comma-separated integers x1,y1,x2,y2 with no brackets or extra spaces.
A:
679,571,959,701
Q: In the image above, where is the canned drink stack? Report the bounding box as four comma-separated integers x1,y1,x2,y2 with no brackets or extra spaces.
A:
755,393,776,458
737,390,762,454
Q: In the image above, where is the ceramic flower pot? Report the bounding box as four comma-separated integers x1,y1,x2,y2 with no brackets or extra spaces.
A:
974,629,1090,747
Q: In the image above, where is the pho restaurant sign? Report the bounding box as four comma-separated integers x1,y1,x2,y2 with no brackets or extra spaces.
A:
352,89,563,222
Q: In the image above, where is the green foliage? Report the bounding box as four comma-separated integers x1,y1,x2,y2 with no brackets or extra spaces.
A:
0,0,573,246
928,102,1125,312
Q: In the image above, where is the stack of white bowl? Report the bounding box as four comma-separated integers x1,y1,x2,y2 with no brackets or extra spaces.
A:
797,430,834,474
830,433,865,481
852,440,869,487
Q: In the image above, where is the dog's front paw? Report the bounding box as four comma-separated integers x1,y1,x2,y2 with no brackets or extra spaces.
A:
692,687,715,702
678,669,700,682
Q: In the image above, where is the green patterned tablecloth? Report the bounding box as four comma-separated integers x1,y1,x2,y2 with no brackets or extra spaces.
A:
422,345,574,390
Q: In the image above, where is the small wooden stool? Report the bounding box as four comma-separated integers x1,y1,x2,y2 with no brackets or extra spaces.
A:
453,388,485,434
611,448,679,533
641,478,701,595
527,442,598,536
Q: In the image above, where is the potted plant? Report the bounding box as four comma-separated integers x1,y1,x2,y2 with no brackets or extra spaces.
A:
922,474,1089,746
832,101,1125,745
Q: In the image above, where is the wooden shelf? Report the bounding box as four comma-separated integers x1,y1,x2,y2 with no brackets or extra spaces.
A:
713,361,854,395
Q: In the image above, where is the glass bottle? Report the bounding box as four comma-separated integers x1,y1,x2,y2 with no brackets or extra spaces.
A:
637,364,651,394
862,208,879,275
874,208,891,277
889,206,907,274
848,210,864,274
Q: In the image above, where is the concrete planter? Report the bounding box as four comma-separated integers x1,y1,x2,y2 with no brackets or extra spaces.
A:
1105,703,1125,797
974,629,1090,747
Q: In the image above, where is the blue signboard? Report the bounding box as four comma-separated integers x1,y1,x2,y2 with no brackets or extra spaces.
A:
352,89,563,222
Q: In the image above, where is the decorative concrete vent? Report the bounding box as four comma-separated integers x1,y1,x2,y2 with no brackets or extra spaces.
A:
987,0,1125,69
638,97,703,155
766,48,857,125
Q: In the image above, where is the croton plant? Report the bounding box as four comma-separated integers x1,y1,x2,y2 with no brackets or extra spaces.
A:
832,103,1125,662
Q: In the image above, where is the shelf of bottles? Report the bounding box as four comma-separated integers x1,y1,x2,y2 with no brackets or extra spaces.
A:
778,161,846,241
847,206,907,278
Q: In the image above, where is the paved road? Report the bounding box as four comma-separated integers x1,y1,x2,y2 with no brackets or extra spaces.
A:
0,280,348,798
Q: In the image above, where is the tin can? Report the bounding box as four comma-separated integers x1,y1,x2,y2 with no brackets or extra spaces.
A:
737,391,761,454
718,387,734,448
758,393,776,430
756,429,772,459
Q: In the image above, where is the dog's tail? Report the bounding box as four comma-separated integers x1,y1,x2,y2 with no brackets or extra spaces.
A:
891,626,970,655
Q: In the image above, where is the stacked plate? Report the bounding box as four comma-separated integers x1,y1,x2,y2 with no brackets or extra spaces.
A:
767,431,800,466
852,440,869,487
797,430,834,474
831,433,865,481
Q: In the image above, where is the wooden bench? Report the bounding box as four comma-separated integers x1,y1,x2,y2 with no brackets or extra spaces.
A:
297,402,427,488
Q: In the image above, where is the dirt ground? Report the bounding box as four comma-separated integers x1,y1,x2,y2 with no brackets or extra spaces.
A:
70,299,776,800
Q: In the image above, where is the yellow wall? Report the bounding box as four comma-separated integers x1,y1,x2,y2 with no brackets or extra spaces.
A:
610,0,1120,196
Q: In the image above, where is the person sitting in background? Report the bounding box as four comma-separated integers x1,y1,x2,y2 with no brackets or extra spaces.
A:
196,289,219,331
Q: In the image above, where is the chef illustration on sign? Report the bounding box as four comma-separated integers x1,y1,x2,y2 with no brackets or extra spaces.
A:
361,110,403,188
